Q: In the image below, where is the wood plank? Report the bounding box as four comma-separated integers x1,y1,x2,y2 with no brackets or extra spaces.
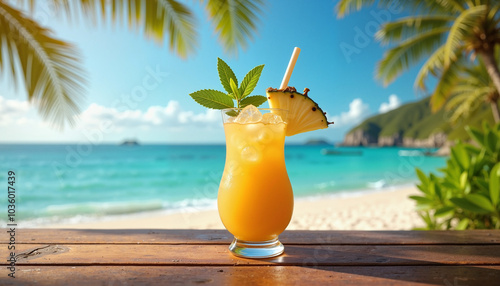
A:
3,244,500,266
1,265,499,286
6,229,500,245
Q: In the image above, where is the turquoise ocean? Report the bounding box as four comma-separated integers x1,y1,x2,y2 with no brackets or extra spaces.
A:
0,144,446,226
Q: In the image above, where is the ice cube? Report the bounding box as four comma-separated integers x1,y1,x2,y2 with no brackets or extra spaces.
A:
235,105,263,123
230,133,245,148
256,128,273,144
261,113,283,124
241,145,260,162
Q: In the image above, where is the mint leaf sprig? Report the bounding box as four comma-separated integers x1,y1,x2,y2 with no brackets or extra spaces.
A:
189,58,267,109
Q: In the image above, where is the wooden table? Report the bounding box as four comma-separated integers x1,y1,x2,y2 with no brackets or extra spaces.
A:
1,229,499,285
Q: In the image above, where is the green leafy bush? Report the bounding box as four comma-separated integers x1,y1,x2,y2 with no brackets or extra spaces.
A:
411,122,500,230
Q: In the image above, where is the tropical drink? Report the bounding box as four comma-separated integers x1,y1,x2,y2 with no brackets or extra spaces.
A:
189,53,332,258
218,107,293,244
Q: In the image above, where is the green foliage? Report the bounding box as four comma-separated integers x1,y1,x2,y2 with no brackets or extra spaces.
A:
239,65,265,98
218,58,239,94
188,89,234,109
189,58,266,109
411,122,500,230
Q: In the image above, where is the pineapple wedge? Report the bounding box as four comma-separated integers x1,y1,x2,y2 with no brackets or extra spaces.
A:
266,87,332,136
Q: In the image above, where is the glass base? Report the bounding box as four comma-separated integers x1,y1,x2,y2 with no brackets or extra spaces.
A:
229,237,284,258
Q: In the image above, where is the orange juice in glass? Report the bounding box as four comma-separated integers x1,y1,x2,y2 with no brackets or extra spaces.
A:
218,106,293,258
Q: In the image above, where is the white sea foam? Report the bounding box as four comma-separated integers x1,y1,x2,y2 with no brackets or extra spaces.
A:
13,198,218,228
295,182,417,203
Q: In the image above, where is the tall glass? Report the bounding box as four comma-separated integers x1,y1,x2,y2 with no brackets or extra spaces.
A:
218,108,293,258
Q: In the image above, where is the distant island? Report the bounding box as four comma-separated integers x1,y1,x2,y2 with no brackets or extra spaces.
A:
341,97,494,147
120,139,139,146
304,139,332,145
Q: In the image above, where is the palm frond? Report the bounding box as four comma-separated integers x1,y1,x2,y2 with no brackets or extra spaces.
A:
336,0,461,18
430,53,466,112
449,84,481,95
0,1,86,129
377,27,448,86
443,5,487,67
202,0,264,54
488,2,500,24
16,0,36,12
156,0,197,57
51,0,197,58
444,54,498,123
462,67,493,88
433,0,465,12
446,87,489,123
447,87,489,109
415,45,446,91
336,0,377,18
463,0,484,9
415,0,467,13
376,15,453,45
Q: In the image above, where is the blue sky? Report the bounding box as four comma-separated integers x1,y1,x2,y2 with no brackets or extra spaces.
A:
0,0,431,144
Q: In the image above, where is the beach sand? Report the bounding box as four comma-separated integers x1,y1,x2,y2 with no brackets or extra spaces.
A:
44,186,424,230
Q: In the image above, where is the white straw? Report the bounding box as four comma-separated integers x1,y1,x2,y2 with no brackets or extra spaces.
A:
280,47,301,89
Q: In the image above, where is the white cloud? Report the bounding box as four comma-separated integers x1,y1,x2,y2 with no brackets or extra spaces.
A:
0,94,228,143
0,95,35,125
78,100,220,131
0,95,221,135
330,98,370,127
0,94,220,129
0,97,29,114
379,94,401,113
